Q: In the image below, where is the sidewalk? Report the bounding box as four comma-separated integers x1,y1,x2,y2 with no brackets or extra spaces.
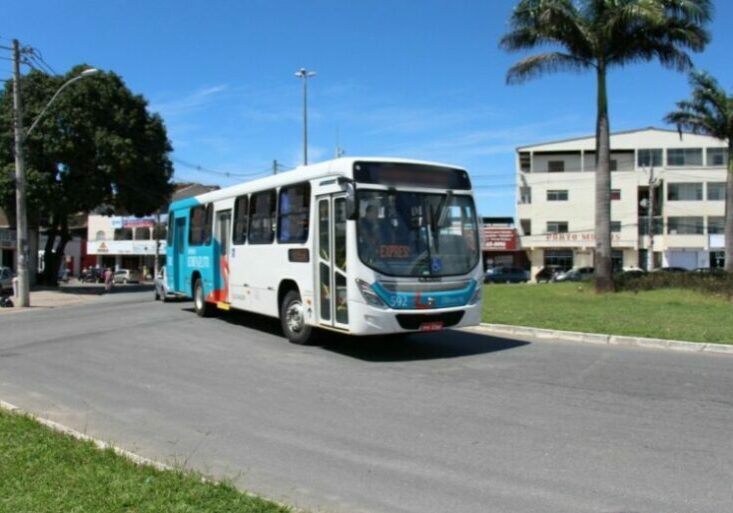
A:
0,282,106,314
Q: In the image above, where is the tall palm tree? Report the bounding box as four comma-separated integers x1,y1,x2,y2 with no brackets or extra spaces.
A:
501,0,711,291
666,71,733,272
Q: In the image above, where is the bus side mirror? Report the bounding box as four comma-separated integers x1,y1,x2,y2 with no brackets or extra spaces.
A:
342,180,358,220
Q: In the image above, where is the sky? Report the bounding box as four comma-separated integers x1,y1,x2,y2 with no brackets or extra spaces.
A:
2,0,732,217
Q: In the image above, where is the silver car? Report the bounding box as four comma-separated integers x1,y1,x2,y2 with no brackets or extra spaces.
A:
154,266,175,302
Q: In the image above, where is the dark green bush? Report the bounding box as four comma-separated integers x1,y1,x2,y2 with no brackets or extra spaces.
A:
614,271,733,299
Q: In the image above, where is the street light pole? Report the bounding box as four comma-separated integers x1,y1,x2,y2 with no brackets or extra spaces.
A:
294,68,316,165
12,39,29,307
11,40,98,307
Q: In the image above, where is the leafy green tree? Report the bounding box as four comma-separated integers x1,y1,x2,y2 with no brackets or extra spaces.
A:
666,71,733,272
0,67,173,284
501,0,711,291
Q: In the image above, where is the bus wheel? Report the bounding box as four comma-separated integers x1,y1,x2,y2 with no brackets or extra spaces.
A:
193,278,213,317
280,290,313,345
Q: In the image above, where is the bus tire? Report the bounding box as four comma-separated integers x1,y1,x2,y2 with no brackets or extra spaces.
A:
193,278,214,317
280,290,313,345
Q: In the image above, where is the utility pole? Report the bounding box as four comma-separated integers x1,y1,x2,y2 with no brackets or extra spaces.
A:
294,68,316,165
12,39,30,307
272,159,278,175
647,166,657,271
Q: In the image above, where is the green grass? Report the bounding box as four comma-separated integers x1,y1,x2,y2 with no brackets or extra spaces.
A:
481,282,733,344
0,410,291,513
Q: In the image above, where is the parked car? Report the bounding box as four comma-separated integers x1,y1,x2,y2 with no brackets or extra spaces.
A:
554,266,594,282
655,266,688,273
0,266,14,293
80,267,104,283
113,269,140,284
615,268,647,280
154,267,175,301
534,266,562,283
692,267,726,276
484,267,529,284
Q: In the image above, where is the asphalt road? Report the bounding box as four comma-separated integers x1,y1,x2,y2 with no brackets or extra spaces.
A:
2,290,732,513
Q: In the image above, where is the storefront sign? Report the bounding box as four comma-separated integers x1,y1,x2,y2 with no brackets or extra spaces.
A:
87,240,167,255
110,216,157,229
482,227,518,251
545,232,621,242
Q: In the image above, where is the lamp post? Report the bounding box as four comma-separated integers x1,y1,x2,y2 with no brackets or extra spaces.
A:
294,68,316,165
12,38,98,307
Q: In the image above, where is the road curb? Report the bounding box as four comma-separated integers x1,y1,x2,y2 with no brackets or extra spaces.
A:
476,323,733,355
0,399,304,513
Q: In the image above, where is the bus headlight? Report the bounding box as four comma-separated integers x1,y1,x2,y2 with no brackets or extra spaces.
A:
356,279,387,309
469,280,482,305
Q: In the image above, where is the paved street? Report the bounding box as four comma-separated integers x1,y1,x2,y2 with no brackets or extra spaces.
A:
1,290,732,513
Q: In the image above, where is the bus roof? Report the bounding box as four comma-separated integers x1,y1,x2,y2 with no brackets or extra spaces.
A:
169,156,466,210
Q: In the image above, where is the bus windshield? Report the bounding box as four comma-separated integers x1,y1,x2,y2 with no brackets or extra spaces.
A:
357,190,479,277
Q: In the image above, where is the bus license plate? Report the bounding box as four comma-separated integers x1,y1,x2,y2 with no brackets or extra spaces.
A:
419,321,444,332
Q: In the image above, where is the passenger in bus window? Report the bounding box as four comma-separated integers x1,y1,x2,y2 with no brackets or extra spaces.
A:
359,204,380,261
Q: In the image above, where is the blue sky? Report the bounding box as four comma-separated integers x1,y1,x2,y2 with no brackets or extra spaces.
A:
2,0,732,217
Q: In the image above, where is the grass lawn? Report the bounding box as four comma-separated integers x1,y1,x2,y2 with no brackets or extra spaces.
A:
0,410,291,513
481,282,733,344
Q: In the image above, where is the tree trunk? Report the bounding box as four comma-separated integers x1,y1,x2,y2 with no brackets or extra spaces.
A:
54,216,71,284
724,140,733,272
594,65,614,292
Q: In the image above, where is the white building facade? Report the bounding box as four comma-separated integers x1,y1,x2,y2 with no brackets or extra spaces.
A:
516,128,728,279
87,214,166,276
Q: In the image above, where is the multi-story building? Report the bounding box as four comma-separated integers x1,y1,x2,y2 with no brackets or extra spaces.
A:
516,128,728,279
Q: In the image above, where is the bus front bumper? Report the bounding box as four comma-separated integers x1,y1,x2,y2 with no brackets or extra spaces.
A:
346,301,482,336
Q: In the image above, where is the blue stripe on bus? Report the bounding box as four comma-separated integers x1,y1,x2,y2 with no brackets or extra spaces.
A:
371,280,477,310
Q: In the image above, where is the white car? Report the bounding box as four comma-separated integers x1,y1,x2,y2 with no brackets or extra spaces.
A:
154,267,175,301
113,269,141,284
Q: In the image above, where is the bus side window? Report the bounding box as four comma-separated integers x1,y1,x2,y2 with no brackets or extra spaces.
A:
249,190,276,244
278,182,311,244
233,195,248,245
189,206,206,246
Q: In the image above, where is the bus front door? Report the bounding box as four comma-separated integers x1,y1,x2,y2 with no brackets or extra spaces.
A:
174,217,187,293
316,194,349,330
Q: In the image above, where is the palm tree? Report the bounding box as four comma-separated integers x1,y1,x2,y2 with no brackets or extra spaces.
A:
666,71,733,272
501,0,711,292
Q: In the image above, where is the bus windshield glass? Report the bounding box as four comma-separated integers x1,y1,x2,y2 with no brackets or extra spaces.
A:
357,190,479,277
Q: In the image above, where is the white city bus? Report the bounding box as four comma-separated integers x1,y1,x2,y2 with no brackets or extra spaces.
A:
166,157,483,344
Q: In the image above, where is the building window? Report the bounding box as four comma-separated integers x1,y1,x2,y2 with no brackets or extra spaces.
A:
95,230,106,241
611,189,621,200
612,249,624,273
667,148,702,167
707,148,728,167
707,182,725,201
638,148,663,167
135,227,151,240
233,195,249,245
548,160,565,173
610,159,618,172
519,152,531,172
248,190,276,244
544,249,573,271
547,189,568,201
519,186,532,204
114,228,133,241
667,216,704,235
638,217,663,236
668,183,703,201
520,219,531,236
278,183,311,244
546,221,569,234
611,221,621,233
708,216,725,234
